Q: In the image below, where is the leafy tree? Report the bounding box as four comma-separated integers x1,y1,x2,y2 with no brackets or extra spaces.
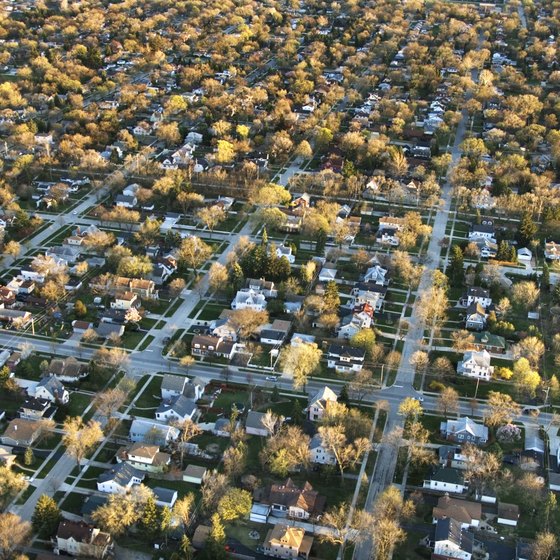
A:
32,495,62,538
177,236,212,274
74,299,87,318
512,358,541,399
447,245,464,286
208,262,228,293
62,417,104,465
323,280,340,313
217,488,252,522
24,447,34,466
398,397,423,422
350,329,376,359
0,466,27,510
139,495,160,539
484,392,521,427
279,342,322,390
206,514,226,560
197,206,226,237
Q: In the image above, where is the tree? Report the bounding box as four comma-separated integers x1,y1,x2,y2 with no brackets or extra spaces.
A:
201,471,229,514
517,211,537,247
511,281,540,310
319,504,372,548
229,308,269,340
94,387,130,420
173,419,202,468
437,387,459,417
349,369,376,401
447,245,464,286
177,236,212,274
398,397,423,422
512,337,545,368
217,488,252,522
215,140,235,164
512,358,541,399
3,241,21,258
168,278,186,298
223,442,247,481
125,307,142,325
323,280,340,313
74,299,87,317
484,391,521,428
206,514,226,560
24,447,33,466
350,329,376,359
260,425,311,476
279,342,322,390
463,444,501,497
62,417,104,465
531,532,557,560
208,262,228,293
409,351,429,375
32,495,62,538
172,494,195,531
318,425,371,480
295,140,313,159
0,513,30,560
156,122,181,146
416,286,448,333
197,206,226,237
93,491,147,536
0,466,27,510
139,495,160,539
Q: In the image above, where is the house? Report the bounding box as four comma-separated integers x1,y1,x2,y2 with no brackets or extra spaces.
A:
155,395,197,423
476,238,498,259
545,241,560,260
423,467,467,494
153,487,178,508
363,265,389,285
256,479,325,520
260,320,291,346
18,397,56,420
318,267,337,282
376,227,400,246
0,309,32,327
231,288,267,311
129,419,180,445
338,304,374,339
116,443,171,473
275,245,295,264
307,386,338,421
351,282,387,311
190,335,240,360
465,302,487,331
0,286,16,306
497,503,519,526
115,194,137,208
95,323,125,339
457,351,494,380
438,446,468,470
48,357,88,382
433,517,473,560
111,291,138,310
291,333,316,347
440,417,488,445
97,463,145,494
183,464,207,485
55,521,112,559
309,434,336,465
160,374,189,400
469,332,506,354
250,503,271,524
1,419,42,446
209,317,238,341
468,220,496,242
433,495,481,528
463,287,492,309
262,524,313,560
327,344,365,372
34,375,69,404
246,278,278,298
245,411,272,437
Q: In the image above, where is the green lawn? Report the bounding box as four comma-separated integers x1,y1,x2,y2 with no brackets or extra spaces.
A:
129,375,162,410
60,491,87,514
67,392,92,417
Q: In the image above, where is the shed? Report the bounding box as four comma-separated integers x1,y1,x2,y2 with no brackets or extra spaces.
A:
153,487,178,508
183,465,207,485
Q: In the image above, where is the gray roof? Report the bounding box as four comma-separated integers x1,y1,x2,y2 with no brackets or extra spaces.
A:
95,323,125,337
429,466,464,485
161,374,187,392
98,462,144,486
153,487,178,505
156,395,197,418
37,375,65,399
443,417,488,440
434,517,473,553
245,411,267,432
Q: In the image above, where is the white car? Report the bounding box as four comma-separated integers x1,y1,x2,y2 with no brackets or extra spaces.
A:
265,376,278,382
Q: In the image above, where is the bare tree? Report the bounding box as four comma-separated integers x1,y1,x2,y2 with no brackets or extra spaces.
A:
62,417,104,465
437,387,459,417
0,513,31,560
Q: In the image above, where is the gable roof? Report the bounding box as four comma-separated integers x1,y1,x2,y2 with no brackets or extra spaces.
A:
443,417,488,440
309,386,338,409
156,395,197,417
98,462,144,486
161,374,187,392
433,495,481,525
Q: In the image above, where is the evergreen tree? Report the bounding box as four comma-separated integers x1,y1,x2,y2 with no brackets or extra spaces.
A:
206,514,226,560
24,447,34,466
517,211,537,247
542,262,550,291
324,280,340,313
229,262,244,291
292,399,304,425
160,506,172,544
178,535,193,560
447,245,464,286
315,230,327,255
139,496,160,540
261,227,268,245
32,494,62,538
496,240,510,261
339,384,350,404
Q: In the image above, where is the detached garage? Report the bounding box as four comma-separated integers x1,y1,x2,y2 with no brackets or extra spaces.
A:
250,504,271,523
183,465,206,485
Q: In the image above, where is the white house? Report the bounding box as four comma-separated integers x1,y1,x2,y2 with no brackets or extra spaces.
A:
129,419,180,445
423,467,467,494
33,375,69,404
111,292,138,310
457,350,494,380
117,443,171,473
161,375,189,400
327,344,365,373
433,518,473,560
183,464,207,485
231,289,267,311
545,241,560,260
275,245,295,264
97,463,145,494
464,287,492,309
250,503,271,524
309,434,336,465
468,220,496,243
307,386,338,421
363,265,389,285
517,247,532,262
155,395,197,423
